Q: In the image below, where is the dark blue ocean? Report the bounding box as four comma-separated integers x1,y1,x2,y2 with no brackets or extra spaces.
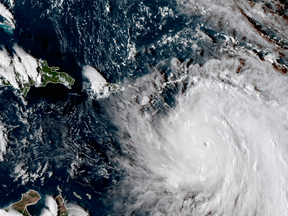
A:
0,1,191,215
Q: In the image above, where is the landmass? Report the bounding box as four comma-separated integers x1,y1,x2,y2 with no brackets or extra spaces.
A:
4,190,89,216
0,45,75,96
19,60,74,96
73,192,82,199
6,190,41,216
56,195,89,216
86,193,91,200
38,60,75,89
56,195,69,216
89,82,121,99
82,65,122,99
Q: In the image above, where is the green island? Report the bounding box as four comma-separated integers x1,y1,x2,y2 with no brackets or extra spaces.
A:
6,190,41,216
38,60,75,89
0,60,75,96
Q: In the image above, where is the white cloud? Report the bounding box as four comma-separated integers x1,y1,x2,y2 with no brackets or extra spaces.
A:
0,3,15,28
0,125,7,161
82,65,122,99
0,45,43,92
107,54,288,215
13,45,39,82
82,65,107,94
0,196,89,216
0,209,22,216
66,204,89,216
40,196,57,216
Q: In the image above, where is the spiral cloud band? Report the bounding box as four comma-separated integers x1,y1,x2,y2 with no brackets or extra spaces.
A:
101,0,288,215
107,54,288,215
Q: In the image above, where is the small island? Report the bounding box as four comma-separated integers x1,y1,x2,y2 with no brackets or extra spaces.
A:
56,195,69,216
6,190,41,216
38,60,75,89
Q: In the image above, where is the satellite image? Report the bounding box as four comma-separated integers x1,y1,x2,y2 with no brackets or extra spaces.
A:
0,0,288,215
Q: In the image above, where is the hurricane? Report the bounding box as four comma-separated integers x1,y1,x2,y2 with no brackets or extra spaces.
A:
103,0,288,215
1,0,288,215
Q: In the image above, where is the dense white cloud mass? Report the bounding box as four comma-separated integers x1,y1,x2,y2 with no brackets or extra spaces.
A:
66,203,89,216
40,195,58,216
82,65,107,94
102,1,288,214
0,125,7,162
13,45,40,83
0,3,15,29
0,209,21,216
82,65,121,99
107,53,288,215
0,45,42,89
40,196,89,216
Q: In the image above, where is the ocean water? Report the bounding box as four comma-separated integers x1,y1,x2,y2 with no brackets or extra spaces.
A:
1,0,288,215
